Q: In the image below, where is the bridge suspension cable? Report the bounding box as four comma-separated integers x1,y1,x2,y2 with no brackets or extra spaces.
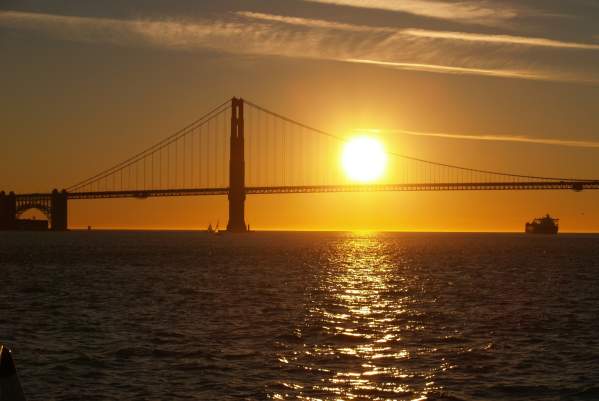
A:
66,96,597,197
243,99,591,184
67,99,232,193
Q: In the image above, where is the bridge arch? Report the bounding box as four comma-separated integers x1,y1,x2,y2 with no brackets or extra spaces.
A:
15,196,52,220
15,203,51,219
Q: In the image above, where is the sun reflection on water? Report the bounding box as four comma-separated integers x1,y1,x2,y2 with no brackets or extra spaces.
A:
271,233,447,400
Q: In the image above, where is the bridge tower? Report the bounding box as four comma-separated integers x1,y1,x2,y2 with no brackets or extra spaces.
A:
0,191,17,230
50,189,68,231
227,97,247,232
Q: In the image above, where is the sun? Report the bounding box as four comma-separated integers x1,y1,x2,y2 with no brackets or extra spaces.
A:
341,136,387,182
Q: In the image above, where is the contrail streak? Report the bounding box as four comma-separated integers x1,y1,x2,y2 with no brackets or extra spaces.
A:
377,128,599,149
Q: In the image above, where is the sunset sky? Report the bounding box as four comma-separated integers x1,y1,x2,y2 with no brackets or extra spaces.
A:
2,0,599,231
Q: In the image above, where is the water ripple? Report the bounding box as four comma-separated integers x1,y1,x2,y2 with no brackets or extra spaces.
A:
0,231,598,400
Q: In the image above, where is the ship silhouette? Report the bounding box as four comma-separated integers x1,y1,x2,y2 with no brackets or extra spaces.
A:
525,214,559,234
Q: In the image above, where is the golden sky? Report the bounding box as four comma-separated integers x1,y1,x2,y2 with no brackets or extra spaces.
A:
1,1,599,231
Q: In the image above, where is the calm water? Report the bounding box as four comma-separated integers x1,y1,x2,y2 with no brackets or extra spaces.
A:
1,231,598,400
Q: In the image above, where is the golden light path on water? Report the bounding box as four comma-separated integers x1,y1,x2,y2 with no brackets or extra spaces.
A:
272,233,451,400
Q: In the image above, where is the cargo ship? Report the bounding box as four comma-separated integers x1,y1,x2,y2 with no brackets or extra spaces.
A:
525,214,558,234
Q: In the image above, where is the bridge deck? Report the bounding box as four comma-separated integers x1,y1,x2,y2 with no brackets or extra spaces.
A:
16,181,599,200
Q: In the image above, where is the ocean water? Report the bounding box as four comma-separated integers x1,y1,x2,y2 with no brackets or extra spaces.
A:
1,231,598,401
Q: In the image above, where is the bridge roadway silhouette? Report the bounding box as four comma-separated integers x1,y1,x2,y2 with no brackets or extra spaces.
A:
1,97,598,231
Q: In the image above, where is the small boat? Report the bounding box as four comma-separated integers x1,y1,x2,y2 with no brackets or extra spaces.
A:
525,214,559,234
213,220,222,235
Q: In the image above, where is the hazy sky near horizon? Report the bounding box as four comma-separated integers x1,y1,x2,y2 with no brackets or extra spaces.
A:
2,0,599,231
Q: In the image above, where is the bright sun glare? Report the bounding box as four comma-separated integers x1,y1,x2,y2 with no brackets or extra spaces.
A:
342,136,387,183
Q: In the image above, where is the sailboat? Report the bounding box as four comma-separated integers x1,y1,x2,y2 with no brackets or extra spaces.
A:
207,223,214,233
213,220,222,235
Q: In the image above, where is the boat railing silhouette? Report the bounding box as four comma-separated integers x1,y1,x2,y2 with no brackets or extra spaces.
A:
0,345,27,401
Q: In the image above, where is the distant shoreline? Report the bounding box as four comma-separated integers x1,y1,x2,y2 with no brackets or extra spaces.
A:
9,229,599,234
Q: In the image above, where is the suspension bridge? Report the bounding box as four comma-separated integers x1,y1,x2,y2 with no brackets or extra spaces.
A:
1,97,598,231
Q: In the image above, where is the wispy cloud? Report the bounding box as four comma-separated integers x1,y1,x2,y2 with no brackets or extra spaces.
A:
238,11,599,81
385,128,599,149
241,11,599,51
346,59,549,80
303,0,520,24
237,11,392,33
0,10,596,84
404,29,599,50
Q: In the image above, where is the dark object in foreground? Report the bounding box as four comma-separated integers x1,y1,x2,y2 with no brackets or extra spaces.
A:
0,345,26,401
525,214,559,234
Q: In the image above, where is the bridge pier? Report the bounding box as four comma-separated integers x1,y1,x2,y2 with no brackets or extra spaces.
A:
227,97,247,232
50,189,68,231
0,191,17,230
